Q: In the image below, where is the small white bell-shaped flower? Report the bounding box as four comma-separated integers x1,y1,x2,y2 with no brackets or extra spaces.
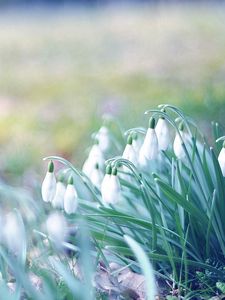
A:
82,140,105,177
52,174,66,209
3,212,25,255
155,116,170,151
46,212,68,247
90,163,104,189
101,165,112,204
122,135,138,166
139,117,158,167
96,126,111,153
131,131,143,153
64,176,78,214
173,122,187,160
218,141,225,177
41,161,56,203
101,166,121,205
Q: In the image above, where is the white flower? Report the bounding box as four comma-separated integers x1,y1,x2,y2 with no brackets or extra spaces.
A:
52,177,66,209
131,132,143,153
101,165,112,202
139,118,158,166
41,161,56,203
90,163,104,189
173,123,188,160
96,126,111,152
218,141,225,176
155,117,170,151
122,135,138,166
3,212,25,255
46,212,68,247
64,176,78,214
101,166,121,205
82,143,105,177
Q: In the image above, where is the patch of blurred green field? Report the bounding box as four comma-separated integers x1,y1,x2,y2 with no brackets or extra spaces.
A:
0,3,224,178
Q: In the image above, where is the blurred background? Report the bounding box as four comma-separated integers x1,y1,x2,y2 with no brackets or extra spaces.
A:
0,0,224,183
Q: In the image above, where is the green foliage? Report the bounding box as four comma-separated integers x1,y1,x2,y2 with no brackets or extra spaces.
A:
0,104,224,299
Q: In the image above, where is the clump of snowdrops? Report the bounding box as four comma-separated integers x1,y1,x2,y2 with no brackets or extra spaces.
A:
0,104,225,299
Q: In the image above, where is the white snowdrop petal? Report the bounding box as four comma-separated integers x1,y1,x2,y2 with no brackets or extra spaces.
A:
101,175,121,205
132,137,143,153
46,212,67,246
41,172,56,203
52,182,66,209
90,168,104,189
64,185,78,214
155,118,170,151
101,174,111,204
82,144,105,177
97,126,111,152
218,147,225,176
173,131,187,160
139,128,158,161
3,213,25,255
122,144,138,166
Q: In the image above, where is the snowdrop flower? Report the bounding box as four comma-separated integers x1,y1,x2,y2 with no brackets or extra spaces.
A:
101,165,112,202
46,212,68,247
52,175,66,209
41,161,56,203
218,141,225,176
155,116,170,151
64,176,78,214
96,126,111,152
90,163,104,189
122,135,138,165
173,122,187,160
82,141,105,177
3,212,25,255
131,131,142,153
101,166,121,205
139,117,158,167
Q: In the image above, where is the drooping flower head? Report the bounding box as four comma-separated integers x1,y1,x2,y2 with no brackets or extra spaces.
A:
41,161,56,203
90,163,104,189
3,212,26,256
155,110,170,151
82,139,105,177
131,131,142,153
139,117,158,168
122,134,138,166
46,212,68,248
173,122,187,160
64,176,78,215
96,126,111,153
52,174,66,209
101,164,121,205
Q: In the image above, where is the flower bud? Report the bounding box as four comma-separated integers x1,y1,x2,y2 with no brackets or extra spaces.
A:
96,126,111,152
173,123,187,160
52,175,66,209
155,117,170,151
90,163,104,189
41,161,56,203
101,166,121,205
139,118,158,166
64,176,78,214
122,135,138,165
82,143,105,177
131,131,142,153
3,212,25,255
46,212,68,247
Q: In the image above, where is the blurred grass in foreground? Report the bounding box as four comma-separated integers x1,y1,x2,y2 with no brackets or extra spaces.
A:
0,3,224,179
